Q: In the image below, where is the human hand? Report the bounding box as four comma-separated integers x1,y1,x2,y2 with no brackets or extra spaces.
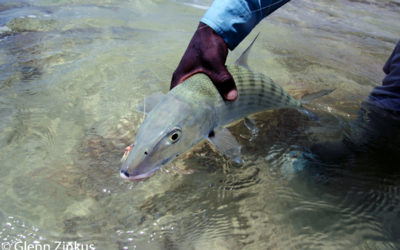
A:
170,22,238,101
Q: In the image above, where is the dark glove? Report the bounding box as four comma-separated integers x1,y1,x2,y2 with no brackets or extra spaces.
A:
170,22,238,101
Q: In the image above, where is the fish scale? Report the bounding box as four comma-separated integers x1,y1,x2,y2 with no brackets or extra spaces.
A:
120,38,332,181
169,65,303,128
231,66,297,106
177,65,303,127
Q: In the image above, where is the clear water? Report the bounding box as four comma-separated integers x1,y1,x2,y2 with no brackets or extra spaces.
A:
1,0,399,249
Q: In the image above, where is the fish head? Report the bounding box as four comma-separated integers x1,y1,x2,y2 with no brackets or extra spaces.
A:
120,94,213,181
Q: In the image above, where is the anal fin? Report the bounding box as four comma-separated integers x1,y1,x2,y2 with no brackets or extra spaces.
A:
244,117,259,141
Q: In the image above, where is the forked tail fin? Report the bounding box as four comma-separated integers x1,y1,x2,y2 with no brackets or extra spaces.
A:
298,88,335,121
301,89,335,104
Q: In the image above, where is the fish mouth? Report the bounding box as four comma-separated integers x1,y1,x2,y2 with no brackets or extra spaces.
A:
120,168,158,181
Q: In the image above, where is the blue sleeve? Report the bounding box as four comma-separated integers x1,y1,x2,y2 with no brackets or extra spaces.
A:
201,0,291,50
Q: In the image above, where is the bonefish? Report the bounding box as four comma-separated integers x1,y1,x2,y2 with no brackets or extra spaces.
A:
120,36,333,181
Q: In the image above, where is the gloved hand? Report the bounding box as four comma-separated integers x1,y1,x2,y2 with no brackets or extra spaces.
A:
170,22,238,101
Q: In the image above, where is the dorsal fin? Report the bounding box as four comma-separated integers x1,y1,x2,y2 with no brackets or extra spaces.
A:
234,33,260,68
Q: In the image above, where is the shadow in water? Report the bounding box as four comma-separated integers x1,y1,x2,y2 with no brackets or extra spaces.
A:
292,103,400,247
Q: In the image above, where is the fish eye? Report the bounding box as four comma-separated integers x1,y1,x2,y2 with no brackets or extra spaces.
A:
168,128,182,143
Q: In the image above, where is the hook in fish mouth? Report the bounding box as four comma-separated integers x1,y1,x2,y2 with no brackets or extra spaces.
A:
120,168,158,181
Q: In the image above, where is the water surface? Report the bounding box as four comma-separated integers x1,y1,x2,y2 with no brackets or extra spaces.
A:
1,0,400,249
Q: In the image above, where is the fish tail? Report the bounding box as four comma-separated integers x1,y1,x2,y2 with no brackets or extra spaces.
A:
301,89,335,104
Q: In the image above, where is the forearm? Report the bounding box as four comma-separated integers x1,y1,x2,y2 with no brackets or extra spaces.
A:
201,0,291,50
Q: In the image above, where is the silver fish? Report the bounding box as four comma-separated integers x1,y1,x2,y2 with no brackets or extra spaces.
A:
120,37,333,181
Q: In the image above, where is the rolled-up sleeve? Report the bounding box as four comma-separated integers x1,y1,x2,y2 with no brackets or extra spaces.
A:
201,0,291,50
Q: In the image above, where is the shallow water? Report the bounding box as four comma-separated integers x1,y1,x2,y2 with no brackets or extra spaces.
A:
1,0,400,249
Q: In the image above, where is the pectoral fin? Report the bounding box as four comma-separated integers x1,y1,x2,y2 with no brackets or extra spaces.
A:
207,127,242,163
136,92,166,114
